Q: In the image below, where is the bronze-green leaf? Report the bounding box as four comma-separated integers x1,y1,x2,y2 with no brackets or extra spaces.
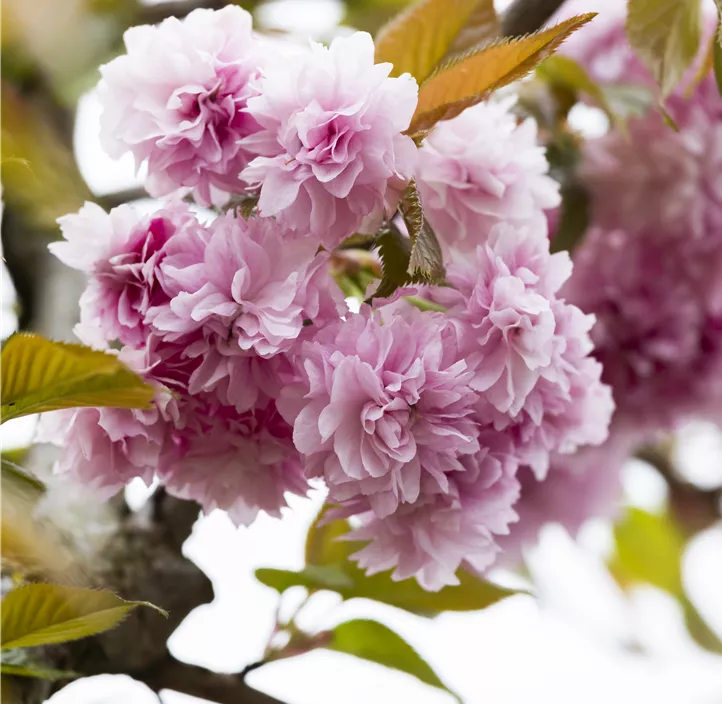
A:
1,333,154,423
399,182,445,283
375,0,482,81
626,0,703,97
327,619,460,701
1,584,167,650
409,13,596,134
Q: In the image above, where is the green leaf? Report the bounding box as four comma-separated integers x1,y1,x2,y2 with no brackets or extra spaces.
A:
599,83,655,121
715,36,722,95
536,55,615,120
682,599,722,654
1,584,167,650
327,619,460,701
260,509,523,615
626,0,703,97
611,508,684,597
256,566,355,593
375,0,482,81
1,333,154,423
399,182,445,283
368,226,414,301
1,459,45,498
408,13,596,134
0,663,78,681
550,182,590,255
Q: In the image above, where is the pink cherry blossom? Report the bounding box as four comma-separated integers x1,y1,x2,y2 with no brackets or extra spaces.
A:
279,306,480,518
241,31,418,248
563,227,722,432
347,432,520,591
98,6,263,205
52,201,203,348
497,427,637,565
38,403,170,501
148,211,345,411
158,400,307,526
416,99,560,253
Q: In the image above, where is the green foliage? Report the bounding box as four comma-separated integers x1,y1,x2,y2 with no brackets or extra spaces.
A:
1,333,154,423
0,663,77,681
258,507,523,615
1,584,167,651
408,13,596,134
609,507,722,654
370,227,416,301
327,619,460,701
399,181,445,283
374,0,483,81
1,458,45,498
612,507,684,595
549,182,591,255
626,0,703,97
536,55,616,122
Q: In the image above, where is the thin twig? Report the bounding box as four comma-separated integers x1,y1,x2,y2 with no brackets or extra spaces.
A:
137,654,285,704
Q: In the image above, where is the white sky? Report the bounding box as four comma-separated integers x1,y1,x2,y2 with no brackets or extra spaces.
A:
3,0,722,702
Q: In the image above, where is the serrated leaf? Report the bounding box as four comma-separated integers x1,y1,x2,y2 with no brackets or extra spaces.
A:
0,663,78,681
1,584,167,650
375,0,481,81
262,507,524,614
399,182,445,282
327,619,460,701
368,226,414,302
626,0,703,97
408,13,596,134
1,333,154,423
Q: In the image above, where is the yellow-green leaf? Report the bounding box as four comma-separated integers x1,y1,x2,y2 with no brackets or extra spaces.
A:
536,54,615,120
1,584,166,650
374,0,481,81
626,0,703,97
327,619,460,701
261,508,524,614
409,13,596,134
1,333,154,423
611,508,684,597
0,663,78,681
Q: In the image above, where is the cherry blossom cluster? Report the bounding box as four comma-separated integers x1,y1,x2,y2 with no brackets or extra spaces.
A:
44,5,613,589
507,0,722,555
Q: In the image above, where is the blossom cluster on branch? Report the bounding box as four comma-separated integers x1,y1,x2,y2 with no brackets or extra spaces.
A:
43,5,614,590
507,1,722,552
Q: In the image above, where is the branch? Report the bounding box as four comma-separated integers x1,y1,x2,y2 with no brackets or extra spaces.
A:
138,655,286,704
501,0,568,37
636,446,722,536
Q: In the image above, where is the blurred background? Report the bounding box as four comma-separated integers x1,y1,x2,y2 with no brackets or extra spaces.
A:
3,0,722,702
